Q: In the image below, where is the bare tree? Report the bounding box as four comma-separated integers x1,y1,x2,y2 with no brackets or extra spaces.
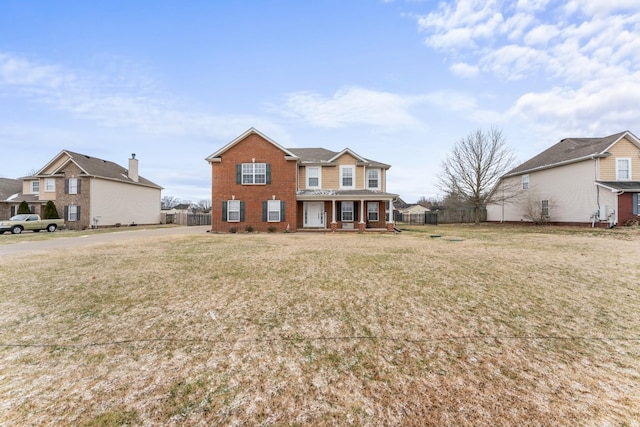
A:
438,128,516,224
197,199,212,213
161,195,181,209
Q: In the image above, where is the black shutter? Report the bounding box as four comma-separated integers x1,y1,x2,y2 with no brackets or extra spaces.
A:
222,201,227,221
266,164,271,184
262,201,268,222
354,202,358,221
280,201,285,221
77,179,81,194
236,165,242,184
336,202,342,221
240,201,245,221
64,205,69,221
65,179,69,194
633,194,639,215
77,206,81,220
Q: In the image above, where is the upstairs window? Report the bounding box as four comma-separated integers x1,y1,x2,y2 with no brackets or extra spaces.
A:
237,163,270,185
522,174,529,190
340,166,354,189
45,178,55,192
66,178,80,194
617,158,631,180
307,167,320,188
367,169,380,189
30,180,39,193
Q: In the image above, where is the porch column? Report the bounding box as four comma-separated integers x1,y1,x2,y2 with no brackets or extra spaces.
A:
358,199,366,232
330,199,337,231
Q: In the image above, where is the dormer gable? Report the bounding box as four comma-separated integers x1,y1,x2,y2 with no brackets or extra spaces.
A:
205,128,299,163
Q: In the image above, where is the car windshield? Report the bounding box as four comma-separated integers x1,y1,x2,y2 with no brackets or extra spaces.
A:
9,214,29,221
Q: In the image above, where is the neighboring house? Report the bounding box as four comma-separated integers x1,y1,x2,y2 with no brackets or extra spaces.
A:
205,128,397,232
19,151,162,230
487,130,640,226
0,178,25,219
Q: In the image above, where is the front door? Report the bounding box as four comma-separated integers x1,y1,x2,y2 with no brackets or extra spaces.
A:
304,202,324,228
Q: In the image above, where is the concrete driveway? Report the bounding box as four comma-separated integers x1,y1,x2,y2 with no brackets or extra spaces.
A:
0,226,211,256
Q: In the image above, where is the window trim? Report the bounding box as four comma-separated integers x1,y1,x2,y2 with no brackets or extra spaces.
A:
522,174,529,190
367,202,379,222
306,166,321,189
267,200,281,222
340,166,355,189
366,169,380,190
241,163,267,185
227,200,241,222
616,158,631,181
44,178,55,192
30,180,40,194
341,201,354,222
67,204,79,221
541,199,549,217
67,178,79,194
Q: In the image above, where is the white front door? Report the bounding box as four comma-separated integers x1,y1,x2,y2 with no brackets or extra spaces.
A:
304,202,324,228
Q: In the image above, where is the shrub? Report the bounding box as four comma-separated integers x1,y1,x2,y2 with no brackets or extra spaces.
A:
267,226,277,233
17,201,31,214
245,225,254,233
42,201,60,219
229,227,238,233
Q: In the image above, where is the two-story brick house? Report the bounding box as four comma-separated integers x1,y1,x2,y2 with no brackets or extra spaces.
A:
206,128,397,232
20,150,162,229
487,130,640,226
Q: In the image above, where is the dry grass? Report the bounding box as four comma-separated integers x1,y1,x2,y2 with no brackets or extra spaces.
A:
1,225,640,426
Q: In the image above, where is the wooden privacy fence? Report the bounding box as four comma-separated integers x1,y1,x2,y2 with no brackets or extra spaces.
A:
394,208,486,225
161,212,212,226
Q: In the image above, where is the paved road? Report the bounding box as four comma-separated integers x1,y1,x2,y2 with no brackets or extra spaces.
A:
0,226,211,256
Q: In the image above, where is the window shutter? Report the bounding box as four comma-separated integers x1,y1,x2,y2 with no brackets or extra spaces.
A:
222,201,227,221
262,201,268,222
77,179,81,194
77,206,81,220
336,202,341,221
236,164,242,184
266,164,271,184
280,201,285,221
65,179,69,194
354,202,358,221
64,205,69,220
240,201,245,221
633,194,639,215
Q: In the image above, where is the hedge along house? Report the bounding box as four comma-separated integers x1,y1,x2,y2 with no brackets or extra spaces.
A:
22,150,162,230
206,128,397,233
486,130,640,226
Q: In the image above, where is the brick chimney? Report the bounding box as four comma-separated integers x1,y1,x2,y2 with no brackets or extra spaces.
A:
128,153,139,182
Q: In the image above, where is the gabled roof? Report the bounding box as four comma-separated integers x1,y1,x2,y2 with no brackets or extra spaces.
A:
0,178,22,202
505,131,639,177
288,148,390,169
205,128,299,162
34,150,162,188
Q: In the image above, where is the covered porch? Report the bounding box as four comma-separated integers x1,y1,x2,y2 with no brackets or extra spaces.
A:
296,189,397,232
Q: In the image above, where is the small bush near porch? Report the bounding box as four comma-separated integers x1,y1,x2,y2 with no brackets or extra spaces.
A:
1,225,639,425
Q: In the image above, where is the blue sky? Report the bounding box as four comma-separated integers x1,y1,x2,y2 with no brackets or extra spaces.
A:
1,0,639,203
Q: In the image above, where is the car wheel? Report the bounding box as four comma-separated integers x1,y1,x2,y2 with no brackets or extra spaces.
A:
11,226,23,234
47,224,57,232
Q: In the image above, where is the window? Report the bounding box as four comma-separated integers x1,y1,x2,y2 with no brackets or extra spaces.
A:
307,167,320,188
267,200,281,222
541,199,549,217
367,169,380,189
30,180,39,193
67,178,79,194
617,158,631,180
241,163,267,184
341,201,354,221
45,178,55,192
341,166,354,189
227,200,241,222
522,174,529,190
67,205,79,221
367,202,379,222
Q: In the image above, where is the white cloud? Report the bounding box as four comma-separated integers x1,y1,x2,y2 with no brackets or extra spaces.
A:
450,62,479,78
276,87,421,128
523,24,559,45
